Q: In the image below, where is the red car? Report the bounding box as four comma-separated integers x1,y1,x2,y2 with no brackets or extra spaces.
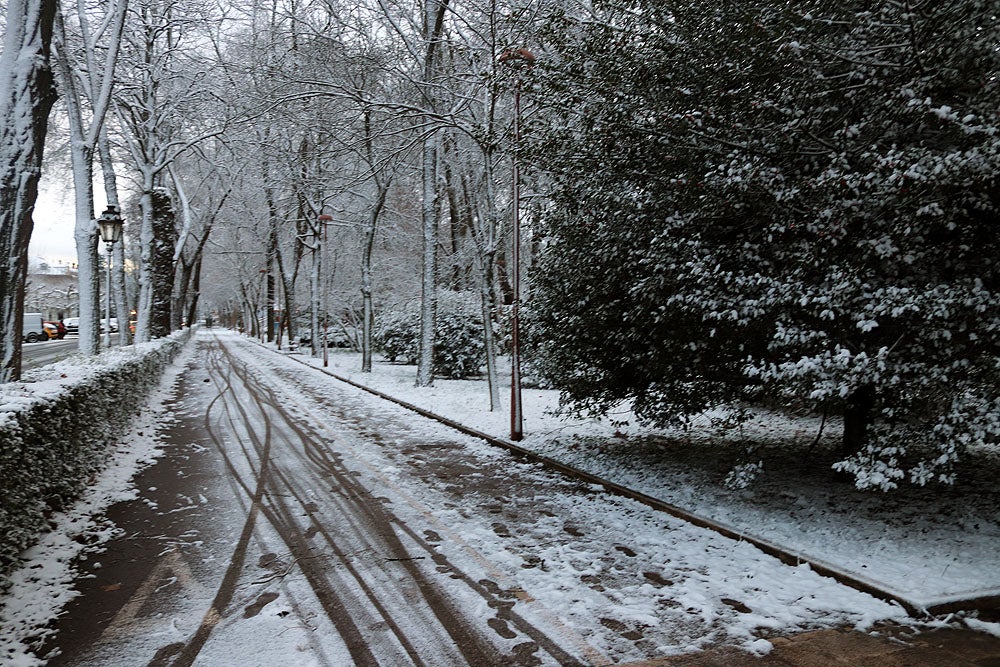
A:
44,321,67,340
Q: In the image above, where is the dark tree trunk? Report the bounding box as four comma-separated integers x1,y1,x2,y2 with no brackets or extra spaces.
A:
842,384,876,456
266,269,275,343
496,251,514,306
185,254,203,329
149,189,176,338
172,260,190,331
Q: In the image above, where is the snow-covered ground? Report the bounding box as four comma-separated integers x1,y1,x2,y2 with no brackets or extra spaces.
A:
1,331,998,666
289,343,1000,613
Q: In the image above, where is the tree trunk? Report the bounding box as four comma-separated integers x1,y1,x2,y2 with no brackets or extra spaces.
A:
443,150,465,291
310,240,321,357
99,130,131,346
416,0,449,387
842,384,876,456
477,157,502,410
477,254,501,410
238,280,254,337
53,12,102,355
495,247,514,305
280,266,296,350
361,181,389,373
186,253,204,329
417,134,438,387
71,160,101,355
171,261,189,331
149,189,176,338
134,182,155,343
265,268,275,343
0,0,58,383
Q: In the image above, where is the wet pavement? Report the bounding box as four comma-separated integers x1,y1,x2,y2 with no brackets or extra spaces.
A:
648,623,1000,666
32,332,1000,666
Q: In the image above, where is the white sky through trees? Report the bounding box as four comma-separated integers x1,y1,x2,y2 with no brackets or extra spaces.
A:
29,170,105,267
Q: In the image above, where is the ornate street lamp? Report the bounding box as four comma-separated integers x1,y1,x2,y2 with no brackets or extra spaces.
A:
499,48,535,442
96,206,124,349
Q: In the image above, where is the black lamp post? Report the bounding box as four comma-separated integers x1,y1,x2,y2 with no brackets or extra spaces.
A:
499,48,535,442
96,206,124,349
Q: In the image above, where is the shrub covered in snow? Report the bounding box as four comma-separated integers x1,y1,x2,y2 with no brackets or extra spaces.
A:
373,292,486,379
372,308,418,364
494,305,552,389
0,329,192,591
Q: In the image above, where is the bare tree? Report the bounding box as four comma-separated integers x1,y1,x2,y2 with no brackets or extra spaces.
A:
52,0,129,355
114,0,226,342
413,0,450,386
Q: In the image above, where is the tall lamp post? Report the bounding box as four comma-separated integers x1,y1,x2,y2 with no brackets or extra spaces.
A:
96,206,124,349
499,47,535,442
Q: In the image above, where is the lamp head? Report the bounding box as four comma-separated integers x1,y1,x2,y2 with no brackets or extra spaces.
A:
96,205,124,244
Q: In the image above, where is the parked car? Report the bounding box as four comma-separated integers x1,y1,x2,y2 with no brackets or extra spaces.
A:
44,321,67,339
63,317,79,335
99,317,118,333
21,312,46,343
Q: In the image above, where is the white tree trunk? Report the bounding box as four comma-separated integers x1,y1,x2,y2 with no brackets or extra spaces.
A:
310,242,321,357
71,156,101,356
417,134,438,387
53,1,128,354
99,128,130,346
416,0,449,387
361,181,389,373
478,158,501,409
0,0,58,382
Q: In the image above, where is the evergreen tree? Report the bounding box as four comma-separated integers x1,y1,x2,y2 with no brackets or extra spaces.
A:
530,0,1000,488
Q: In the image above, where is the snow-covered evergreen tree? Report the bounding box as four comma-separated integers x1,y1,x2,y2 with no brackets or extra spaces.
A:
531,1,1000,488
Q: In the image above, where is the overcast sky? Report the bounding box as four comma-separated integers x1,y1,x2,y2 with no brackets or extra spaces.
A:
29,171,95,268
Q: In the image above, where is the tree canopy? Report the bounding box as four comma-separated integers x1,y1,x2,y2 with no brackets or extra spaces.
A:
529,0,1000,489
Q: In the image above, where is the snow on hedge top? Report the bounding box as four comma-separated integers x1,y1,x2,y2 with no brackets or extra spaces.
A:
0,333,185,426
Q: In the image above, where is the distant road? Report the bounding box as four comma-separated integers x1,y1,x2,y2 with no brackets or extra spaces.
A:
21,335,120,372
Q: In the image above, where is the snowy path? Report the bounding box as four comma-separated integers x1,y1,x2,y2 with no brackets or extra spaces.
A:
293,342,1000,612
12,331,904,665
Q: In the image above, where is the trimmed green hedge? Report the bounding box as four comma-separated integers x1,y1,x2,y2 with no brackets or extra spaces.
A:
0,329,193,591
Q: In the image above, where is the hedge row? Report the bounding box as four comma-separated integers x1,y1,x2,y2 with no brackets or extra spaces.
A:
0,329,193,591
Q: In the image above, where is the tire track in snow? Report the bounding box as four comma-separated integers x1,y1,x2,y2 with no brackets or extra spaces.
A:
165,335,564,666
161,339,375,667
215,334,613,665
220,341,490,665
217,335,577,665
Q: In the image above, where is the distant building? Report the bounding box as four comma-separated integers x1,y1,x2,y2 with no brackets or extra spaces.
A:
25,265,78,320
